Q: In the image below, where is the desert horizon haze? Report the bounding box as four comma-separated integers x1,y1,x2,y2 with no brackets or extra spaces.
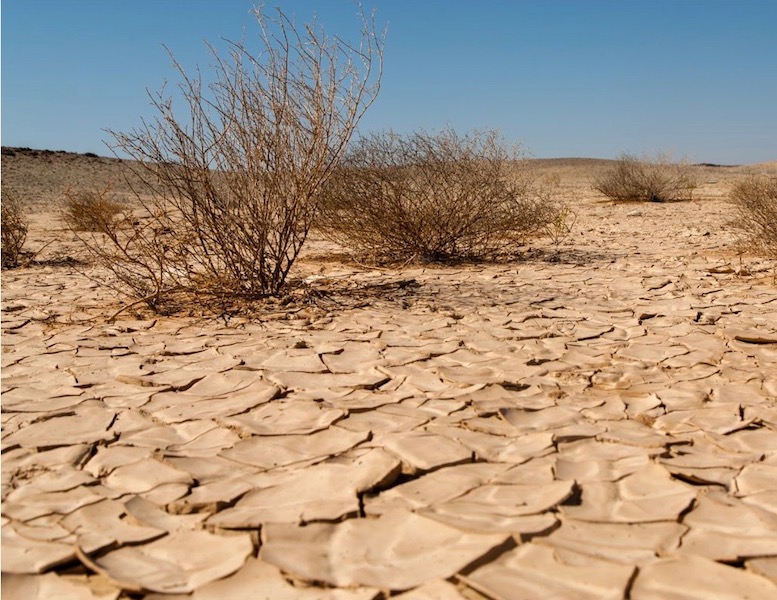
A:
3,0,777,164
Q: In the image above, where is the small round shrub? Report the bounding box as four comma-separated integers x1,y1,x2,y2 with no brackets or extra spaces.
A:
318,128,556,261
594,152,697,202
61,188,124,232
730,174,777,259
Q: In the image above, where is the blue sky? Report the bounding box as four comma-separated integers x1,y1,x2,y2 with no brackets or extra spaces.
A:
3,1,776,164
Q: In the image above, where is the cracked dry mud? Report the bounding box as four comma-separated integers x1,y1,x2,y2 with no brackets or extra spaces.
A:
3,190,777,599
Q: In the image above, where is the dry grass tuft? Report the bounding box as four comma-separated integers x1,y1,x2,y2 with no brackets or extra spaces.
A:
730,174,777,259
593,152,698,203
61,188,124,231
2,188,29,269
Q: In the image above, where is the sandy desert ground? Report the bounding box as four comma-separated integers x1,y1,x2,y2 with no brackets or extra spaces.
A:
2,149,777,599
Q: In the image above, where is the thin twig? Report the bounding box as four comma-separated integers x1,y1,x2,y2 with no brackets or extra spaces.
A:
107,288,175,322
20,240,57,268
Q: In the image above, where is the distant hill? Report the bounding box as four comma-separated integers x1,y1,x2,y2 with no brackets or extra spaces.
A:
528,157,617,167
1,147,145,207
751,160,777,170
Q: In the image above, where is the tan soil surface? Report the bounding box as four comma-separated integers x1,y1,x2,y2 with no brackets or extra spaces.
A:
3,149,777,598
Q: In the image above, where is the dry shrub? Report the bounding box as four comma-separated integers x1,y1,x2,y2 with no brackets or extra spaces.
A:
61,188,124,231
730,174,777,259
2,188,28,269
594,152,697,202
80,5,382,309
318,128,558,261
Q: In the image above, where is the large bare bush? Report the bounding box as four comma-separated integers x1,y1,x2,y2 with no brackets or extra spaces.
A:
318,128,558,261
730,174,777,259
82,6,382,308
594,152,697,202
2,188,28,269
